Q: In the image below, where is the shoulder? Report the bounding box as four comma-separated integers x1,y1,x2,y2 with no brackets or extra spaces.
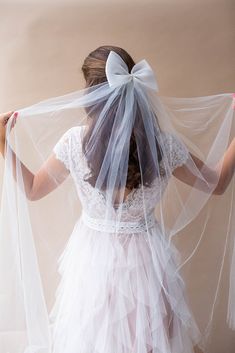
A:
63,125,86,139
160,131,186,150
160,130,179,143
159,130,189,170
53,125,86,152
57,125,87,145
53,125,87,170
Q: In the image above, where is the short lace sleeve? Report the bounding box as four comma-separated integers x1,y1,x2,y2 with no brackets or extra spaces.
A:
53,128,73,171
163,132,189,172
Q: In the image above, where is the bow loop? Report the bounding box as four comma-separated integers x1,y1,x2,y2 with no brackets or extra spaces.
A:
105,51,159,92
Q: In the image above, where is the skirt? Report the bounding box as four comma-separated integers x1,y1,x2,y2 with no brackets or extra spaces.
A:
49,211,202,353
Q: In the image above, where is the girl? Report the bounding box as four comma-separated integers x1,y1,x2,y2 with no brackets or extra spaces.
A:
0,46,234,353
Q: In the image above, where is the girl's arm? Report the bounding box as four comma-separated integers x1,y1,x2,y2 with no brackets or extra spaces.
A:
0,111,70,201
172,138,235,195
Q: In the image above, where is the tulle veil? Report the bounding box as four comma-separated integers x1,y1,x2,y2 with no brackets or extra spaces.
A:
0,50,234,353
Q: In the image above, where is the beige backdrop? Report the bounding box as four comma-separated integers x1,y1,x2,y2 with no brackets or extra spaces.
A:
0,0,234,352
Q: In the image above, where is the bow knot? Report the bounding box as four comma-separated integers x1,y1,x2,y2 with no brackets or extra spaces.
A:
105,51,159,92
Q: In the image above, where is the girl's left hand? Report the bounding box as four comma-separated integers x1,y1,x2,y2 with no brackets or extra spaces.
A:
0,111,18,145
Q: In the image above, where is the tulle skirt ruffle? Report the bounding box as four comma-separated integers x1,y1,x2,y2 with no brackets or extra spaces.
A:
49,217,202,353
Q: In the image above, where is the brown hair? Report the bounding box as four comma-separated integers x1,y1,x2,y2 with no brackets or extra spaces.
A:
81,45,163,191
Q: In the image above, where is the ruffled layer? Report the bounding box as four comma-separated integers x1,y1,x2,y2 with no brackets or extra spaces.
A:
49,218,202,353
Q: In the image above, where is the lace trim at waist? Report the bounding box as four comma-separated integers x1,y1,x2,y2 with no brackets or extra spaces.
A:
80,211,158,234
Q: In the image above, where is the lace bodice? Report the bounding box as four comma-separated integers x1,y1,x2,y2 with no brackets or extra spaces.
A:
53,126,189,221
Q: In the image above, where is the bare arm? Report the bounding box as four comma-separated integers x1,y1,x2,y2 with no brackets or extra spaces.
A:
172,138,235,195
0,112,70,201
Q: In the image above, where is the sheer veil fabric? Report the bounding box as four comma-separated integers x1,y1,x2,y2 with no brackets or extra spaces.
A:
0,50,234,353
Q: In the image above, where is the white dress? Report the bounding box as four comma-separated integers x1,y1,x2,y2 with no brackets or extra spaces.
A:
49,125,202,353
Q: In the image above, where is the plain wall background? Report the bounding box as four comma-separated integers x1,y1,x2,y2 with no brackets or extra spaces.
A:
0,0,234,352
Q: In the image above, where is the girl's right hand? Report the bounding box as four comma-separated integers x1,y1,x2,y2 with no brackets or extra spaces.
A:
0,111,18,145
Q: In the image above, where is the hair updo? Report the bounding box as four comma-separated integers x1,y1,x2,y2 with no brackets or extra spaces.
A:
81,45,163,191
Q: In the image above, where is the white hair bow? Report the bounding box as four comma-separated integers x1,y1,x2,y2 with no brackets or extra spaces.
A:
105,50,159,92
